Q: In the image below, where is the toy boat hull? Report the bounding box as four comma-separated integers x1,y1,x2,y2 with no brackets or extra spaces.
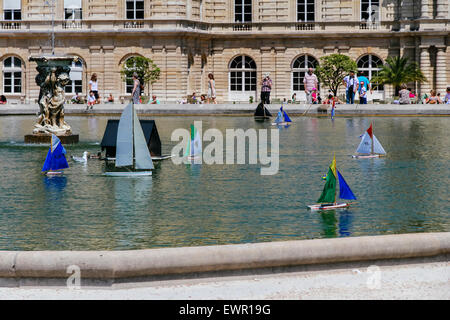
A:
104,171,152,177
45,171,64,176
308,202,350,210
352,154,384,159
272,122,290,126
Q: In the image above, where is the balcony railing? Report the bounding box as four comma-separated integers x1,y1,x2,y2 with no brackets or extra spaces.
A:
0,19,447,34
359,21,380,30
232,23,252,31
1,21,21,29
124,20,144,29
62,20,82,29
295,23,315,31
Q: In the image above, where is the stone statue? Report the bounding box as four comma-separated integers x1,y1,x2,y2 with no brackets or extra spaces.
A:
30,56,76,135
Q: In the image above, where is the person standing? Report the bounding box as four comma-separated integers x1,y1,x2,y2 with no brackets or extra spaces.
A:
89,73,100,104
303,68,318,104
131,72,141,104
358,81,368,104
260,73,272,104
343,71,359,104
207,73,217,104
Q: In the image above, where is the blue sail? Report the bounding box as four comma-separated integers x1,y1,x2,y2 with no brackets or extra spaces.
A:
337,170,357,200
283,111,292,122
42,135,69,172
274,111,283,123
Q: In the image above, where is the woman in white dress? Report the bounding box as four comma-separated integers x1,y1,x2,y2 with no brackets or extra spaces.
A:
207,73,217,104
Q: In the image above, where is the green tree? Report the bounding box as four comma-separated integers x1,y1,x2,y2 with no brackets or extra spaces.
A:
315,54,357,96
120,56,160,96
370,56,427,95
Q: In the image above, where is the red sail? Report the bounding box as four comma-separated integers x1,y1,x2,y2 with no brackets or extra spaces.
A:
367,123,373,139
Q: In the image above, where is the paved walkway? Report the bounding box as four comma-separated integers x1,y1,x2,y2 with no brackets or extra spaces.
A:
1,261,448,299
1,103,449,116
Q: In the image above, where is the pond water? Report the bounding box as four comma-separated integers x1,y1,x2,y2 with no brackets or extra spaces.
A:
0,115,449,250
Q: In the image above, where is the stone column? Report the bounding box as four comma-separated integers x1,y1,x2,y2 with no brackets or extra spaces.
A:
419,46,431,95
421,0,430,19
435,46,447,95
436,0,449,19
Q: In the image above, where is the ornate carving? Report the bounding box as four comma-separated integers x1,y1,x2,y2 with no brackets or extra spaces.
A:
29,56,76,135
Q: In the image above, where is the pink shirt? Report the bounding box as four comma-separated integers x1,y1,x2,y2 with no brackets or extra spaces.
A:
303,73,318,92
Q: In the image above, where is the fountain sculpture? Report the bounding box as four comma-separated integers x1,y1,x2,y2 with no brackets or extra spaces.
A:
24,1,79,143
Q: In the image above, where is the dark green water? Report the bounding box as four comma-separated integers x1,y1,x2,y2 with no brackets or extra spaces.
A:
0,115,449,250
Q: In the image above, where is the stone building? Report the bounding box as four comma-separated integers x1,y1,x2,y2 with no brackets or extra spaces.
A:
0,0,448,103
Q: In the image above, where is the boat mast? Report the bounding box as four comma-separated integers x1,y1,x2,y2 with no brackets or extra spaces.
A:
132,103,136,169
334,155,337,205
371,122,374,155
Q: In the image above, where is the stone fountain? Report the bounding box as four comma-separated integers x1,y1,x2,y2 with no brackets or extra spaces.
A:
24,1,78,144
24,55,79,144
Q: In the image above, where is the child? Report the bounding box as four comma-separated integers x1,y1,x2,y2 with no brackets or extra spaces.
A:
311,88,318,104
86,91,96,110
359,81,367,104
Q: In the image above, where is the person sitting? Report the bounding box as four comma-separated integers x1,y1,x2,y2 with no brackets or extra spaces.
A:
291,93,297,103
200,94,207,104
106,94,114,103
191,92,198,104
71,92,82,104
148,95,160,104
445,87,450,104
426,90,442,104
0,94,7,104
398,84,411,105
86,91,96,110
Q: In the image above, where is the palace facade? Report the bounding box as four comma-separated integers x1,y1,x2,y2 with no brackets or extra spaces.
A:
0,0,448,103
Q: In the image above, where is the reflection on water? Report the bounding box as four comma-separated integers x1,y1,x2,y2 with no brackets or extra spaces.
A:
0,115,449,250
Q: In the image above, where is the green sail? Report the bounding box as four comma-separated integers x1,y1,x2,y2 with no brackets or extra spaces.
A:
317,167,336,203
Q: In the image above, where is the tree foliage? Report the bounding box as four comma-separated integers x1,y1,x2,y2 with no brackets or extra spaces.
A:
120,56,160,95
370,56,427,95
315,54,357,96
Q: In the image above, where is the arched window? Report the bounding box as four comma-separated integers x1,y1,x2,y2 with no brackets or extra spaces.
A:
357,54,383,91
229,56,256,101
122,56,142,94
292,55,318,92
65,58,83,94
3,56,22,94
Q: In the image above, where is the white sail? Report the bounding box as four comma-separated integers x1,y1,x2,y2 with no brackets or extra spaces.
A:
356,131,372,154
356,132,386,155
116,103,133,167
372,134,386,155
191,128,202,157
133,107,154,170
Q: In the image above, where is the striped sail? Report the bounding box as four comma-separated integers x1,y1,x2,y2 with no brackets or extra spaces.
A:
116,103,133,167
133,107,154,170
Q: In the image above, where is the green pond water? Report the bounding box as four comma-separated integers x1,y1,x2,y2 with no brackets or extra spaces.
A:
0,115,449,250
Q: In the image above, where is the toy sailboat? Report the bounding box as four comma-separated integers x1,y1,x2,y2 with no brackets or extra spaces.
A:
185,124,202,161
308,155,357,210
352,123,386,159
104,103,154,176
254,102,272,121
272,106,292,126
42,134,69,175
